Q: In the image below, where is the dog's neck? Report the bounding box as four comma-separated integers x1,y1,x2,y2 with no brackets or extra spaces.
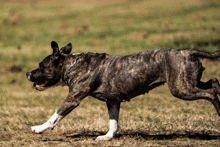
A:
61,53,86,85
66,53,85,78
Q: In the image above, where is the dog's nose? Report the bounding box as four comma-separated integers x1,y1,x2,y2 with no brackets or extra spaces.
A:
26,72,30,77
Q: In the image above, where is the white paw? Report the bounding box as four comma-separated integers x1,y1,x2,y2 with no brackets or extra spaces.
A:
31,125,47,134
96,135,113,141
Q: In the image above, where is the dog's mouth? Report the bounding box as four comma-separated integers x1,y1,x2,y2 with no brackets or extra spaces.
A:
33,80,60,91
33,83,47,91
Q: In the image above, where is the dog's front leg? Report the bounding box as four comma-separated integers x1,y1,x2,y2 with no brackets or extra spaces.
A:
96,102,120,141
31,91,86,134
31,111,63,133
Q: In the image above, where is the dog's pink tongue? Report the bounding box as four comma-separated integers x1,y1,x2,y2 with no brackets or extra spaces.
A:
37,84,44,90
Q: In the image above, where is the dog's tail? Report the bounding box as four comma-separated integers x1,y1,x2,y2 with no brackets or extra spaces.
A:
190,50,220,59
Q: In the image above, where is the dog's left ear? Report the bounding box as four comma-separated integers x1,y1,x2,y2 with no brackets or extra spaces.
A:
51,41,59,56
60,43,72,55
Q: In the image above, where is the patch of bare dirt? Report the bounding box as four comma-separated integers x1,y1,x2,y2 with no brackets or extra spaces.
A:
5,65,22,72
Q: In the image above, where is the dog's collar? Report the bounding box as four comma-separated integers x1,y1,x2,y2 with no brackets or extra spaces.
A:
65,53,85,84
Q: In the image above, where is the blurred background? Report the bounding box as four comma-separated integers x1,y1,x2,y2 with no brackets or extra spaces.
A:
1,0,220,54
1,0,220,72
1,0,220,146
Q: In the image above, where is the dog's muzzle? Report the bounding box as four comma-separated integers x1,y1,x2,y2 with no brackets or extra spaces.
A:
26,72,31,81
26,72,46,91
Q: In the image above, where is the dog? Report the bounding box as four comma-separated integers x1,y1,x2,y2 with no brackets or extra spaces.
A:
26,41,220,140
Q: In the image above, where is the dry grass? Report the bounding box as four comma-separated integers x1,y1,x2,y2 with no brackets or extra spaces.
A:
1,0,220,146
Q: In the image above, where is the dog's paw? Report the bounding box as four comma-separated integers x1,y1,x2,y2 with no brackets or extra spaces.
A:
31,125,46,134
96,135,113,141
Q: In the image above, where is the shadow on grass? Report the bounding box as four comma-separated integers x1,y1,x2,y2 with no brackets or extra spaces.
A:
65,130,220,140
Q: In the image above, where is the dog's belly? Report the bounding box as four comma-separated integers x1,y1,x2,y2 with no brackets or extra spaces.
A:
91,77,165,102
90,65,166,102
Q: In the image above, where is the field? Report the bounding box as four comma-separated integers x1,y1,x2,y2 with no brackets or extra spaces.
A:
1,0,220,146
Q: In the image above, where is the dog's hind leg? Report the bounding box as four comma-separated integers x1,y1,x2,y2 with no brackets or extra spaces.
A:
197,78,220,119
96,102,121,141
169,78,220,119
198,78,220,95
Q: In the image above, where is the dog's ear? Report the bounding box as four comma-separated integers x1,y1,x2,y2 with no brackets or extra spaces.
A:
51,41,59,56
60,43,72,55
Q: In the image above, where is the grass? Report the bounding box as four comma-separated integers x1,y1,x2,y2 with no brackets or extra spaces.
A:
1,0,220,146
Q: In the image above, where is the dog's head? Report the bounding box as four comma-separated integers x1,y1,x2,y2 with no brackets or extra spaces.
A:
26,41,72,91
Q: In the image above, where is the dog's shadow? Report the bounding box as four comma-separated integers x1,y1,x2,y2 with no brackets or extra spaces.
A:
65,130,220,140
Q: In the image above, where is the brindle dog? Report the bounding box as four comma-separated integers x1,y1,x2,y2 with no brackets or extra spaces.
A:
26,41,220,140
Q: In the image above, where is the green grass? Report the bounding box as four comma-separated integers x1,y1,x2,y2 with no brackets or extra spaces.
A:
1,0,220,53
1,0,220,146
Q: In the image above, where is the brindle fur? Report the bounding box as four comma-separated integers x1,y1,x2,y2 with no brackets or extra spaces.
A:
27,41,220,137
